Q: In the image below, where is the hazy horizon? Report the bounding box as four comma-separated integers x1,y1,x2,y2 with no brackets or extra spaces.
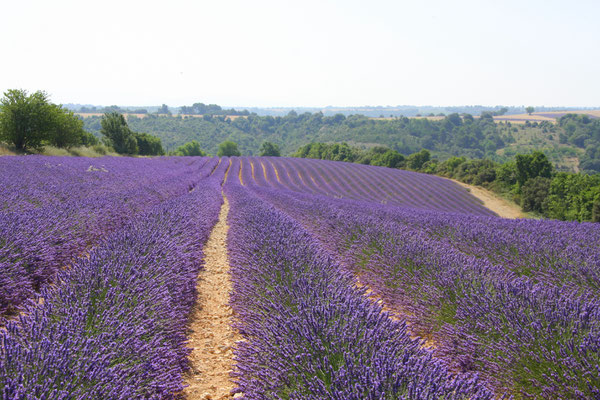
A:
66,103,597,111
3,0,599,108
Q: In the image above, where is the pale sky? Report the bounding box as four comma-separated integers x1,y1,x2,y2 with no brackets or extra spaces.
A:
1,0,598,108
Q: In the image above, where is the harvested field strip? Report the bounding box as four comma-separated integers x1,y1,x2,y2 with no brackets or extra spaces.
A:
450,179,524,219
184,195,241,400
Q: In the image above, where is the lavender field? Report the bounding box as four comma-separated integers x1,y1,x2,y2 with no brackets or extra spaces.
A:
1,156,599,399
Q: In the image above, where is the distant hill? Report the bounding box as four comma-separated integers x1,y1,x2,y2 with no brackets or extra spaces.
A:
82,111,600,174
66,102,599,118
493,110,600,124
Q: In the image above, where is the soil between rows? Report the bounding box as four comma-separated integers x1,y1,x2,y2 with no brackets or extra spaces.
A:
183,196,242,400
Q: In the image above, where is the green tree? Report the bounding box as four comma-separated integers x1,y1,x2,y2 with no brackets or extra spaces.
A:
217,140,240,156
496,161,518,186
174,140,206,156
0,89,54,151
157,104,170,115
100,112,138,154
593,196,600,223
515,151,553,188
521,176,551,213
544,173,600,221
438,156,466,176
494,107,509,116
259,141,281,156
80,131,99,146
525,106,535,115
135,132,164,155
406,149,431,170
370,149,404,168
48,105,88,148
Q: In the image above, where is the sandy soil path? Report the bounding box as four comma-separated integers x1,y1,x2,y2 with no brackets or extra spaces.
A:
450,179,525,219
183,196,241,400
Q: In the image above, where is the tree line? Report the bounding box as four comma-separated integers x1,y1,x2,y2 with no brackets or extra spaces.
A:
100,112,164,155
81,110,600,174
78,105,149,114
0,90,165,156
178,102,250,116
172,140,279,157
0,90,98,151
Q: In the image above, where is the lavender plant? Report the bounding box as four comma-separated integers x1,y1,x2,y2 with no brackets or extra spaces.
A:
224,180,493,399
230,156,600,398
0,169,224,398
0,156,218,316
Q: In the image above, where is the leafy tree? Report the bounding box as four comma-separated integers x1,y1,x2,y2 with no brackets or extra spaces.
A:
80,131,100,146
370,149,404,168
48,105,88,148
446,113,462,126
0,89,54,151
453,159,497,185
103,105,125,113
217,140,240,156
441,156,467,175
259,141,281,156
515,151,553,188
525,106,535,115
521,176,551,213
593,196,600,223
100,112,138,154
496,161,518,186
157,104,171,115
0,89,91,151
406,149,431,170
135,132,164,155
174,140,206,156
294,142,358,162
544,172,600,221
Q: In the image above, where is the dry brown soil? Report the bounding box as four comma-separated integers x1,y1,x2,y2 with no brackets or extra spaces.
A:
450,179,525,219
183,196,242,400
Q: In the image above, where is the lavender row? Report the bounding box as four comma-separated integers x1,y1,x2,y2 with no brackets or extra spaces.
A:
0,171,224,399
240,156,495,216
267,185,600,294
224,180,494,399
385,209,600,292
246,183,600,398
0,156,214,212
0,156,219,316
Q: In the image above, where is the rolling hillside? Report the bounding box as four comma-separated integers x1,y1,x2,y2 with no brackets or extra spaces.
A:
2,155,599,399
80,111,600,174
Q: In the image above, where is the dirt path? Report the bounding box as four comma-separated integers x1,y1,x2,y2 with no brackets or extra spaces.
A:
184,195,242,400
450,179,525,219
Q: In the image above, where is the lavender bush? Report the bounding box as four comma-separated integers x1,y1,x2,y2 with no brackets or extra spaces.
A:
0,162,224,398
224,179,493,399
0,156,218,317
2,154,598,398
229,156,600,398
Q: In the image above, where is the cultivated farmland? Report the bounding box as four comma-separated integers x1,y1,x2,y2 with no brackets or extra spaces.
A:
1,156,599,399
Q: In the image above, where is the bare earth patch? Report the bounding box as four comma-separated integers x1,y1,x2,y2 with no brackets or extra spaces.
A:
450,179,525,219
184,196,242,400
